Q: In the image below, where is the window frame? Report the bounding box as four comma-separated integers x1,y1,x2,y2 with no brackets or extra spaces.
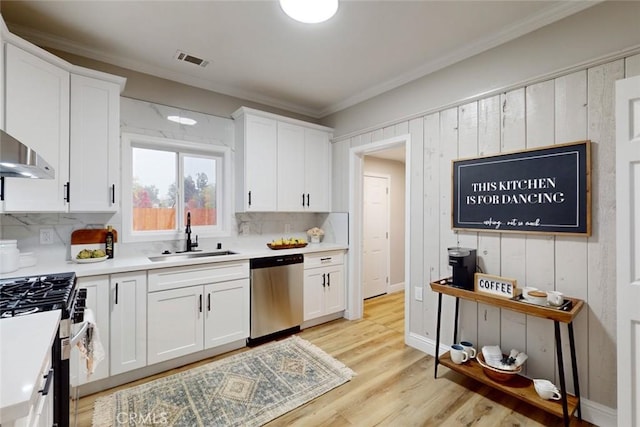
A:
121,132,232,243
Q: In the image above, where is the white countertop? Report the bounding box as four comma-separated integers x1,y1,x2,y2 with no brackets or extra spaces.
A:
3,242,349,279
0,310,61,423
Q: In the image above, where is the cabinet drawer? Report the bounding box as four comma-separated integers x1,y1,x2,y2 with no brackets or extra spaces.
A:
148,261,249,292
304,251,344,269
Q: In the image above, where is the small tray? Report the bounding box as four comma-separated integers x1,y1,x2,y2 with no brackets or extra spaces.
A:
515,295,573,311
267,243,308,250
73,255,108,264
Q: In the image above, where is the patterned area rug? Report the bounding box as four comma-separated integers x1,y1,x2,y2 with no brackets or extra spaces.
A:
92,336,354,426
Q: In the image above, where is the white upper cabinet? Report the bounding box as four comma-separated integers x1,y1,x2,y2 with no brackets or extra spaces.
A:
69,74,121,212
1,26,125,213
4,43,70,212
234,112,278,212
277,122,306,210
302,127,331,211
277,123,331,212
233,107,333,213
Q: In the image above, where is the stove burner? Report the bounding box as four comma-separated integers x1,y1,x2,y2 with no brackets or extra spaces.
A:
0,272,77,319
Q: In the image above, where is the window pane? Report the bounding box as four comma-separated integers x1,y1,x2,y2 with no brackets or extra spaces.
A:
132,148,177,231
183,155,217,226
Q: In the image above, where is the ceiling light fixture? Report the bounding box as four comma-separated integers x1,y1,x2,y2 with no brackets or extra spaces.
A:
280,0,338,24
167,115,197,126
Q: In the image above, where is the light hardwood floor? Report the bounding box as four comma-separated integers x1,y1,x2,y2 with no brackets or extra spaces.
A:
74,291,593,426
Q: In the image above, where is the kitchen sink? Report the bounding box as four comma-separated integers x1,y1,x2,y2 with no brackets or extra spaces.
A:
148,250,238,262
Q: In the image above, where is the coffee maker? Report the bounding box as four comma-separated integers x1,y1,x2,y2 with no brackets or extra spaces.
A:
448,247,477,290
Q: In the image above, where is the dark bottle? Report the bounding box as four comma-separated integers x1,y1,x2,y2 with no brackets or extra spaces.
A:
105,225,114,259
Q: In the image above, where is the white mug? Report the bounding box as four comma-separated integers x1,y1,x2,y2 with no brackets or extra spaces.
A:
547,291,563,306
459,341,477,358
533,379,562,400
450,344,469,364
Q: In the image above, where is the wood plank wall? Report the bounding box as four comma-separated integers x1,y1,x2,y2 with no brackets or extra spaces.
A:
332,52,640,409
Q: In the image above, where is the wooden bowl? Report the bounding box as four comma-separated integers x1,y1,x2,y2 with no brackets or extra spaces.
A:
477,353,522,383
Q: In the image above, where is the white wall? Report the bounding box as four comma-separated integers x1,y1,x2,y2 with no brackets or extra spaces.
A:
328,3,640,419
324,1,640,139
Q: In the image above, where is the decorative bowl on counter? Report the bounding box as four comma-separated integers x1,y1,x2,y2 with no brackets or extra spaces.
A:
477,353,522,382
267,243,308,250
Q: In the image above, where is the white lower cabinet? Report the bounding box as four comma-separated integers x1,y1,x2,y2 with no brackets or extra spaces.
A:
303,251,345,322
71,272,146,385
204,279,250,349
71,276,110,386
147,262,250,365
148,285,204,364
110,272,147,375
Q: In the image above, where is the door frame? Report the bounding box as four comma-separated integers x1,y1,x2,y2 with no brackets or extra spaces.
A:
615,74,640,427
347,134,411,339
362,172,391,299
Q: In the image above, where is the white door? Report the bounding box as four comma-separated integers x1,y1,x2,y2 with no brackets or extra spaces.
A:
147,286,203,364
204,279,249,349
304,128,331,211
363,174,389,299
4,44,70,212
244,114,277,211
110,272,147,375
277,122,305,211
616,74,640,427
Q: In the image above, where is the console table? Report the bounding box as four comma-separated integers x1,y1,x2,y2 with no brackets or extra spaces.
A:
430,279,585,426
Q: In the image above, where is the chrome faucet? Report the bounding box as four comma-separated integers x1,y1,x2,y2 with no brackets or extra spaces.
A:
185,211,199,252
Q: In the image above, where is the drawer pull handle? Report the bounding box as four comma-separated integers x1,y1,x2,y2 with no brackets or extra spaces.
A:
320,257,332,261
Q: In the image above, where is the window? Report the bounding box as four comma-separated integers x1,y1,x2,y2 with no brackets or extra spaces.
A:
122,133,231,242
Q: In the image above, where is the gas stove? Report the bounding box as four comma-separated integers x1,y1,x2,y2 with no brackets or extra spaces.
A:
0,271,85,427
0,272,79,319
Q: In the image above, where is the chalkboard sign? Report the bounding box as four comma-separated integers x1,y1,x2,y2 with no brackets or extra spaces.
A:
452,141,591,235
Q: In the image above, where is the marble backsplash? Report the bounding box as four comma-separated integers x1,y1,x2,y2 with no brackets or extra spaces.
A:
0,212,347,265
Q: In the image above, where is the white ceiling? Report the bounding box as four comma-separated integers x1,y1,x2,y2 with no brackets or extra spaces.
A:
0,1,598,119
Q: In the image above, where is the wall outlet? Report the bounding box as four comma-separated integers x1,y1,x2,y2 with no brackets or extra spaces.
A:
40,228,54,245
414,286,423,301
284,223,291,234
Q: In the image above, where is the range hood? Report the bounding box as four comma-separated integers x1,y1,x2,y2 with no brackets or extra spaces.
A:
0,129,55,179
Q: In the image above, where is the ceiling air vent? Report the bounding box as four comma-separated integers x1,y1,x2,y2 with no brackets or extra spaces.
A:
174,50,209,68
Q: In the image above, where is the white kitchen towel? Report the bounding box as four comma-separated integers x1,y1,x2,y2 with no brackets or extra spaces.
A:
75,308,105,378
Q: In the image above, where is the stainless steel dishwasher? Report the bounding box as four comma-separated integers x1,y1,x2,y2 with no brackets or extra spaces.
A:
249,253,304,345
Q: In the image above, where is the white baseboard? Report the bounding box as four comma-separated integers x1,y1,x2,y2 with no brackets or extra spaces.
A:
405,334,616,427
388,281,404,294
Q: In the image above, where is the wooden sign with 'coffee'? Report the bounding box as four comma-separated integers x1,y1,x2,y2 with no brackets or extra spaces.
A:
475,273,518,299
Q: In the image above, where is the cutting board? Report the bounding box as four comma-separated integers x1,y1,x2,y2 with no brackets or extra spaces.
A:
71,228,118,245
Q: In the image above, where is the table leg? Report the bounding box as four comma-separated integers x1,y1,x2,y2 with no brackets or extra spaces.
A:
567,322,582,420
434,292,443,378
453,297,460,344
554,321,570,427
